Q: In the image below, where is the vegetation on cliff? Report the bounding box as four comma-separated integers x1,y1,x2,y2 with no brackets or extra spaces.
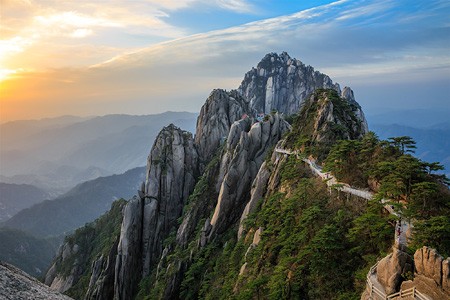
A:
323,134,450,256
48,199,126,299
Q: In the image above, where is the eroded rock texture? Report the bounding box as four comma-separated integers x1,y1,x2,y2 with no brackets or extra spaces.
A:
114,124,198,299
209,113,290,237
238,52,340,115
195,89,251,167
0,262,72,300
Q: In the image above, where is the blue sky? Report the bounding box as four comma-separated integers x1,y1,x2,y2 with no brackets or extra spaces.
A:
1,0,449,122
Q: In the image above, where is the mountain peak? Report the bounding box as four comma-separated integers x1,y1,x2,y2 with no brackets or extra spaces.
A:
238,52,341,115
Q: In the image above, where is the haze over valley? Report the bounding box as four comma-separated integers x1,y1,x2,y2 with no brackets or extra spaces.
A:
0,1,449,299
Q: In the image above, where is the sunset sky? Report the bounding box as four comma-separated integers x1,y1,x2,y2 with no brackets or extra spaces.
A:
1,0,449,123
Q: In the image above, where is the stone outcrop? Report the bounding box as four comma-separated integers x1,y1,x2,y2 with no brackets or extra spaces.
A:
401,246,450,299
294,89,368,144
44,243,82,293
114,124,199,299
237,161,271,239
85,237,118,300
209,113,290,237
376,247,414,294
195,89,252,167
238,52,341,115
0,261,72,300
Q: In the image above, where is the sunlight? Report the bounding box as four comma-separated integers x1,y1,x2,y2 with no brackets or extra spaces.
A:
0,69,18,82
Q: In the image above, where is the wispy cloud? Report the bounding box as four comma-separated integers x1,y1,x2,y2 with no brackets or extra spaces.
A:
214,0,254,13
1,0,449,122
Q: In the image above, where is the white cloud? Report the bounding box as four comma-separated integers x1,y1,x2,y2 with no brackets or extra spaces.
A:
2,0,449,122
214,0,254,13
70,28,94,38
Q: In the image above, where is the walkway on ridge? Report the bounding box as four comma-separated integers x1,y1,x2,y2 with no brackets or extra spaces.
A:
274,147,420,298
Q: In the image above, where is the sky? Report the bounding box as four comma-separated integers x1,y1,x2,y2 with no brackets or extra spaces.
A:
0,0,449,123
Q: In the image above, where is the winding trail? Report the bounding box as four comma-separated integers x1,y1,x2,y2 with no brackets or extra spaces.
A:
274,147,422,299
274,147,410,247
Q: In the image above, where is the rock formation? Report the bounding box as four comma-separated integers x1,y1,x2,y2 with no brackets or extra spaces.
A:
401,246,450,299
44,243,82,293
43,52,375,300
237,161,271,239
209,113,290,237
294,88,368,143
114,124,199,299
238,52,340,115
85,238,118,300
375,247,414,294
195,89,252,167
1,261,72,300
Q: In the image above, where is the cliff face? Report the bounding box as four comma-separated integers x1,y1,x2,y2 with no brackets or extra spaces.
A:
209,113,290,237
238,52,340,115
44,52,375,299
114,124,199,299
195,89,252,167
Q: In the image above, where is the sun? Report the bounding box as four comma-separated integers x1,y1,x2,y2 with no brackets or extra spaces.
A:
0,69,18,82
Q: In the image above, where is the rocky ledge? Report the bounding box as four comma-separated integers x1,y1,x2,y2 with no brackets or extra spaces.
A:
0,261,72,300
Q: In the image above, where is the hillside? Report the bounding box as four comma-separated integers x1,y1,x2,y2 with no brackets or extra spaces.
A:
0,182,50,222
2,167,145,238
0,228,59,277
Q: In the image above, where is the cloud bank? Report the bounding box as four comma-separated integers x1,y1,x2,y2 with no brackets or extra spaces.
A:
1,0,449,122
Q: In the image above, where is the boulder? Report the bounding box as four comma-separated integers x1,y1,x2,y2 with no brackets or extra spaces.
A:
401,246,450,298
376,247,413,294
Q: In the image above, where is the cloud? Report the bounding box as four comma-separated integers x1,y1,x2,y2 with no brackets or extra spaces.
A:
1,0,449,122
214,0,254,13
70,28,94,38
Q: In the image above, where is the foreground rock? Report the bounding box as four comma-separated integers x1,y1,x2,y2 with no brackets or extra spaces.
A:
401,246,450,299
376,247,414,294
0,261,72,300
362,246,449,300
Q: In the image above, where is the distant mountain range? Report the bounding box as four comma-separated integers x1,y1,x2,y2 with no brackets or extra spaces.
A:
0,112,197,195
0,183,50,222
2,167,145,238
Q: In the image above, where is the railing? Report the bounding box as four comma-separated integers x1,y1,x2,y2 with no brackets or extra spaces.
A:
387,287,431,300
365,260,386,300
365,260,430,300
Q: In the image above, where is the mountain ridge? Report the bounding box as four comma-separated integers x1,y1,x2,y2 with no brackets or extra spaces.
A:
41,52,449,300
2,167,145,238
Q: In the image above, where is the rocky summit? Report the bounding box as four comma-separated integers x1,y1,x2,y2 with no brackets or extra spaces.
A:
238,52,340,115
40,52,449,300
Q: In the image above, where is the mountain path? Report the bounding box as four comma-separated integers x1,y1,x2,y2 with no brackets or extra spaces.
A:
274,147,422,299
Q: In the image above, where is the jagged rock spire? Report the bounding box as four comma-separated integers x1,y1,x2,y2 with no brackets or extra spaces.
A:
238,52,341,115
